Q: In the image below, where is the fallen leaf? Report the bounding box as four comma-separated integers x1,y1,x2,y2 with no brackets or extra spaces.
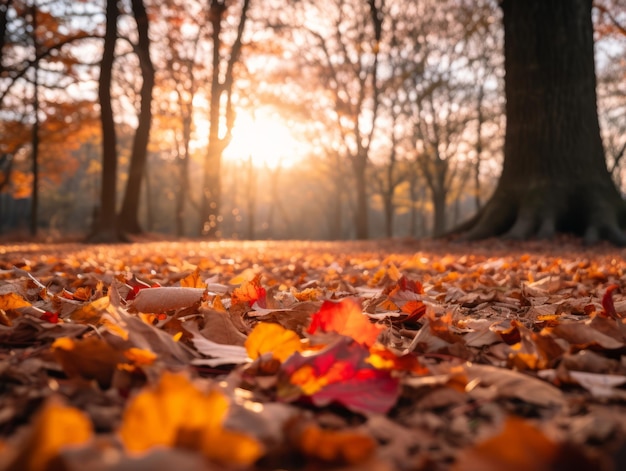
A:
129,287,205,313
119,371,263,465
180,267,207,289
245,322,303,362
0,292,31,310
308,298,384,347
451,416,558,471
231,275,267,308
281,337,399,414
5,397,92,471
291,421,376,464
53,336,126,388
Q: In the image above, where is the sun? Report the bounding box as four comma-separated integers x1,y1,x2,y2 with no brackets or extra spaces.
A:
223,111,303,169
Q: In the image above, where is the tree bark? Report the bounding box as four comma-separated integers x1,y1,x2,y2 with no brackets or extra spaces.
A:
457,0,626,244
118,0,155,235
89,0,120,243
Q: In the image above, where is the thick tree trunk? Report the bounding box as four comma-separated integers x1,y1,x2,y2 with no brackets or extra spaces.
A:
89,0,120,243
458,0,626,244
118,0,155,235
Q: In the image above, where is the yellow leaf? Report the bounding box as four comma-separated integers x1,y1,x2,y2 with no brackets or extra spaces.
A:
245,322,303,362
119,372,263,465
7,398,92,471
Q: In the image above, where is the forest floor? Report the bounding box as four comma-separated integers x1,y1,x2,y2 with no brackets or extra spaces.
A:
0,238,625,471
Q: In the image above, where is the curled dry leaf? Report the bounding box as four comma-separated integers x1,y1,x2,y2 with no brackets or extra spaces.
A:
128,287,205,313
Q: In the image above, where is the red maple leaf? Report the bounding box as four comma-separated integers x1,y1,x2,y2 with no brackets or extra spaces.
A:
281,337,399,414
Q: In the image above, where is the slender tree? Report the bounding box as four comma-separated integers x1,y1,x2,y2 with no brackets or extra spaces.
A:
200,0,251,237
117,0,155,235
90,0,119,242
29,2,39,236
458,0,626,244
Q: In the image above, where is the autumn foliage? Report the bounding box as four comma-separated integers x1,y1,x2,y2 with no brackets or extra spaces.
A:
0,240,625,470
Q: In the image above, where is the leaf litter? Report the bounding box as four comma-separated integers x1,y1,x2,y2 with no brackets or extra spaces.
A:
0,238,625,470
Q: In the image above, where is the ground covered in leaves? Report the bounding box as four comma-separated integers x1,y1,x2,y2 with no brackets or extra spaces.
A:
1,238,626,471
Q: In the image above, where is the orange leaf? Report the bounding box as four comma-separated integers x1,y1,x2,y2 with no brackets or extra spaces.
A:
307,298,384,346
6,398,92,471
452,417,558,471
245,322,303,362
119,372,263,465
294,423,376,464
180,268,207,289
123,347,157,366
0,292,31,310
231,274,267,308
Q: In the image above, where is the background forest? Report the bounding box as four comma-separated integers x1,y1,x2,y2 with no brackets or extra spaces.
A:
0,0,624,241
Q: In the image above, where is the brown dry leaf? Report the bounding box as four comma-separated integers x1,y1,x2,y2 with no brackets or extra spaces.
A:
464,363,564,408
116,314,196,366
200,308,247,345
53,336,126,388
551,321,624,350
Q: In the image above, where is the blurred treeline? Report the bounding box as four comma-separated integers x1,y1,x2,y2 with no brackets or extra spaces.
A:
0,0,624,240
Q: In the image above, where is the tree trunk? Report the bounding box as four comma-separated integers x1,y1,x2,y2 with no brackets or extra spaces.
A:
200,0,251,238
89,0,119,243
245,155,256,240
458,0,626,244
432,188,446,237
29,4,39,237
118,0,155,235
383,196,392,238
353,158,369,240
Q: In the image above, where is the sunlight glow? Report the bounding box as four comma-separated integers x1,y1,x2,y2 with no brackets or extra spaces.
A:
223,111,303,169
